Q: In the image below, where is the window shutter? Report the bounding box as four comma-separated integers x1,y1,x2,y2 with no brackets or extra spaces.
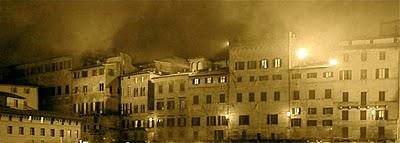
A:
385,110,388,120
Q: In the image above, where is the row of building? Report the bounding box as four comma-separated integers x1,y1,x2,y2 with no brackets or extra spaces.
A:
0,20,399,143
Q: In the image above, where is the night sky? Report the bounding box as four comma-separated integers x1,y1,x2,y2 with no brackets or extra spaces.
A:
0,1,398,66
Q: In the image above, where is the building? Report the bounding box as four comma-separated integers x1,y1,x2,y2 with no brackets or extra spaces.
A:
0,84,81,143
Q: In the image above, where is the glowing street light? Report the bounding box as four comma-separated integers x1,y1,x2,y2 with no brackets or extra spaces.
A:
296,48,308,60
329,59,338,66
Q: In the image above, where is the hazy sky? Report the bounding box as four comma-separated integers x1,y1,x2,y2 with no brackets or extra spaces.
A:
0,1,398,66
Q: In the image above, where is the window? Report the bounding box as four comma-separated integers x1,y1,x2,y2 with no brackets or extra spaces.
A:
323,108,333,114
167,101,175,110
239,115,249,125
342,127,348,138
180,83,185,91
292,107,301,115
267,114,278,125
339,70,352,80
291,119,301,127
60,129,64,137
193,78,200,85
360,127,367,139
207,116,216,126
249,93,255,102
343,53,349,62
247,61,257,69
322,120,332,126
361,52,367,61
235,62,245,70
168,83,174,93
293,90,300,100
7,126,12,134
375,68,389,79
219,94,225,103
292,73,301,79
158,85,163,93
11,87,17,93
19,127,24,135
274,92,280,101
325,89,331,99
258,75,268,81
156,102,164,110
307,73,317,78
378,127,385,138
206,95,212,104
342,110,349,120
193,131,198,139
92,69,97,76
236,93,242,102
360,111,366,120
360,69,367,79
178,99,186,109
219,76,226,83
82,71,88,77
193,96,199,105
65,85,69,94
342,92,349,102
40,128,45,136
379,91,385,101
376,110,388,120
99,68,104,75
379,51,386,60
191,117,200,126
24,88,30,94
108,69,114,76
307,108,317,115
83,85,88,94
30,127,35,135
273,58,281,68
249,76,255,82
307,120,317,126
167,118,175,127
99,83,104,91
261,92,267,101
237,77,242,82
157,119,164,127
323,72,333,78
177,117,186,127
309,90,315,99
272,74,282,80
361,92,367,105
260,59,268,69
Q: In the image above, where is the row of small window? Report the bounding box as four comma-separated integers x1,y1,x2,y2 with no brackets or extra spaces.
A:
341,110,388,120
192,94,226,104
156,99,187,110
10,87,31,94
126,87,146,96
1,114,79,125
290,119,333,127
292,68,390,80
192,76,227,85
73,68,114,79
292,89,332,100
3,126,78,138
74,83,116,94
235,59,282,70
341,126,385,139
73,102,105,114
22,60,72,76
343,51,386,63
121,104,146,114
236,75,282,82
236,92,280,102
341,91,387,103
158,82,186,93
48,85,70,96
290,107,333,115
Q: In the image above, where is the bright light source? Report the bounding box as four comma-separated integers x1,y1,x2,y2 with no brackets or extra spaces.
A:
224,41,230,47
329,59,338,65
149,118,153,122
224,113,229,119
296,48,308,60
286,111,291,117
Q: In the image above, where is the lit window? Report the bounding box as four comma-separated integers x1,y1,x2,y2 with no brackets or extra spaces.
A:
206,77,213,84
375,68,389,79
260,59,268,69
273,58,281,68
193,78,200,85
291,107,301,115
323,72,333,78
376,110,388,120
219,76,226,83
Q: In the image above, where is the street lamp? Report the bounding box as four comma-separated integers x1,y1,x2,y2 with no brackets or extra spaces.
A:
329,59,338,66
296,48,308,60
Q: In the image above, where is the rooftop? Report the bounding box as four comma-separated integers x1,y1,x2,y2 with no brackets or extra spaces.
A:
0,106,81,121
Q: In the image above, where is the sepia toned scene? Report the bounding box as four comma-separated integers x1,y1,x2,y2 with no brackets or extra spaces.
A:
0,1,399,143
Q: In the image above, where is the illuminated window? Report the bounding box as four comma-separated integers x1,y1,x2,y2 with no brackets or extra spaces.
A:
219,76,226,83
193,78,200,85
375,68,389,79
206,77,213,84
323,72,333,78
376,110,388,120
291,107,301,115
260,59,268,69
273,58,281,68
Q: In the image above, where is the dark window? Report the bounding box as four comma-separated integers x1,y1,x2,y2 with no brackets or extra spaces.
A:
19,127,24,135
207,116,217,126
361,92,367,105
167,101,175,110
325,89,331,99
166,118,175,127
360,111,367,120
291,119,301,127
323,108,333,114
360,69,367,79
379,91,385,101
322,120,332,126
360,127,367,139
378,127,385,138
292,73,301,79
156,102,164,110
259,75,268,81
169,83,174,93
82,71,88,77
219,94,225,103
237,77,242,82
266,114,278,125
191,117,200,126
237,93,242,102
342,127,348,138
261,92,267,101
57,86,62,95
247,61,257,69
239,115,249,125
249,76,255,82
206,95,212,104
7,126,12,134
342,110,349,120
272,74,282,80
30,127,35,135
339,70,352,80
307,120,317,126
235,62,245,70
249,93,255,102
342,92,349,102
40,128,45,136
177,118,186,127
293,90,300,100
180,83,185,91
308,90,315,99
108,69,114,76
92,69,97,76
274,92,280,101
307,108,317,114
65,85,70,94
307,73,317,78
193,96,199,105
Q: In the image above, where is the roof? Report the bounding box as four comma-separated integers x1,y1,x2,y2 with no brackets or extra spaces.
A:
153,56,189,68
71,64,105,71
0,91,25,99
0,106,81,120
0,83,39,88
